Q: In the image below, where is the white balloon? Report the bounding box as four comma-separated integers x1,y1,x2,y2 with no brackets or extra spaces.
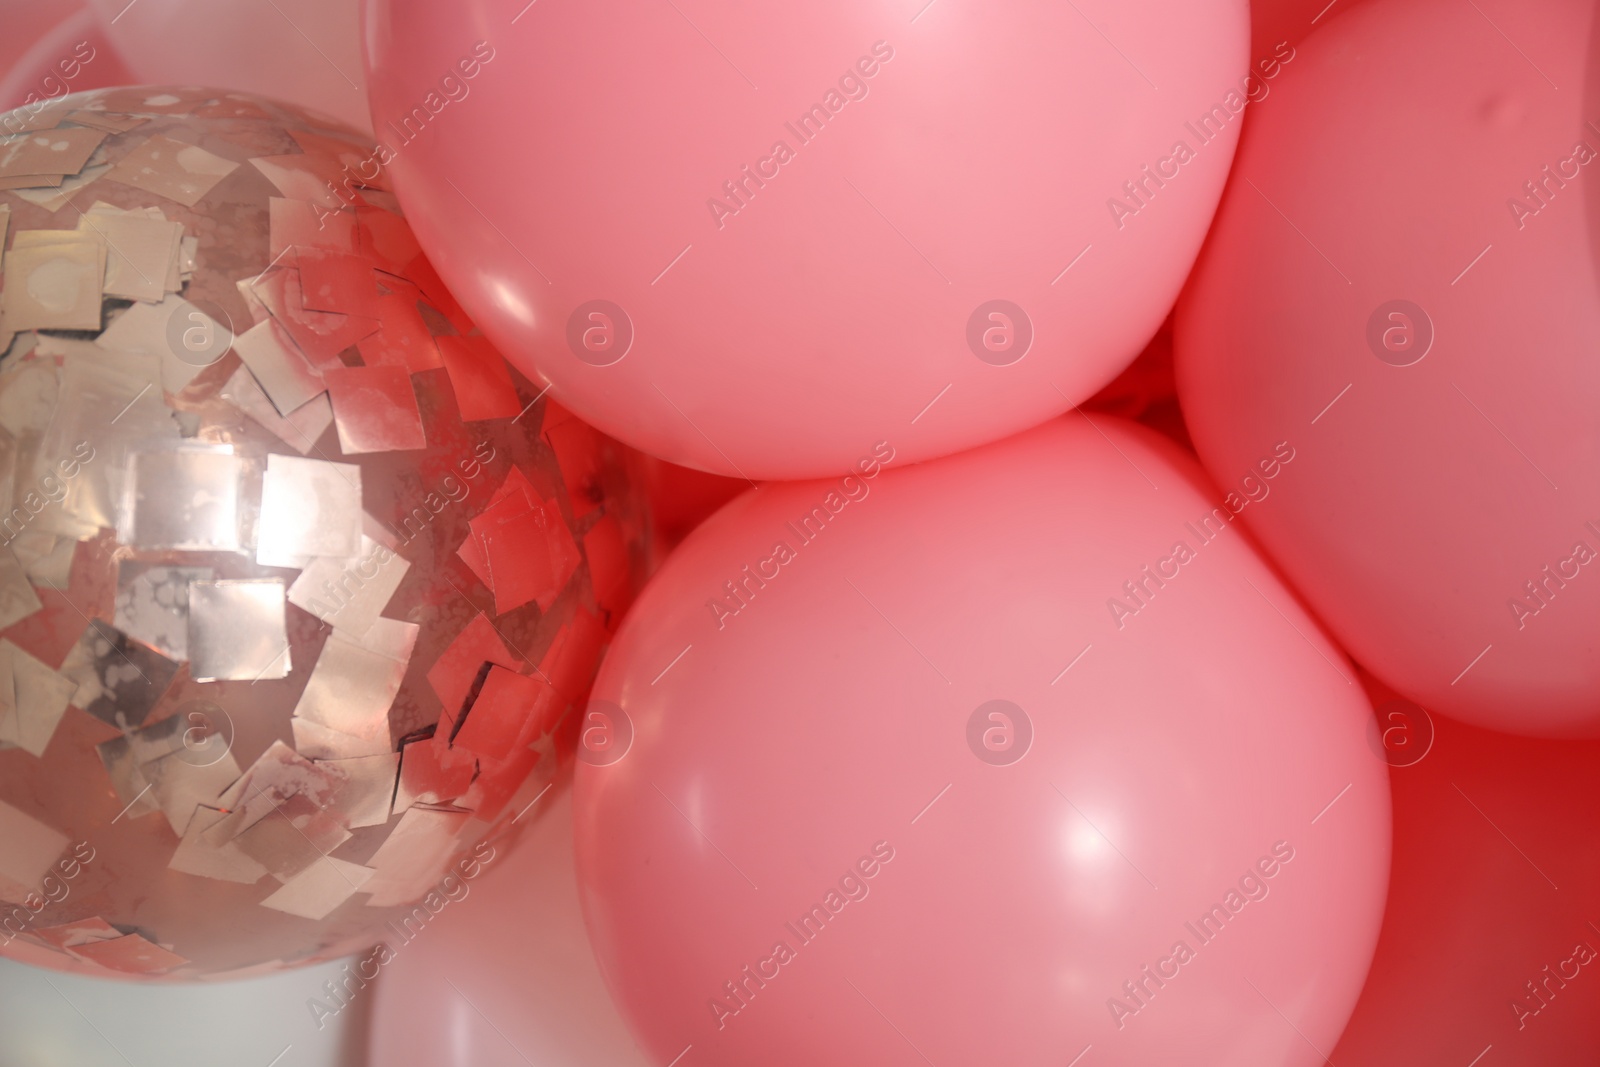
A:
369,784,651,1067
0,951,371,1066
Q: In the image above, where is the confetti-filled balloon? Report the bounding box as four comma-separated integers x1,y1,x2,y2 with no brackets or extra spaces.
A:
0,88,646,979
1175,0,1600,736
366,0,1251,479
575,417,1389,1067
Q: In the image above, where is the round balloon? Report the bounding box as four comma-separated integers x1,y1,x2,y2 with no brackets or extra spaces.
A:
365,0,1250,479
1174,0,1600,736
85,0,369,132
1332,671,1600,1065
574,417,1389,1066
369,785,651,1067
0,88,646,979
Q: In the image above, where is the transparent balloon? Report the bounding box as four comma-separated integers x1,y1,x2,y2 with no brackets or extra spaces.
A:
0,87,647,979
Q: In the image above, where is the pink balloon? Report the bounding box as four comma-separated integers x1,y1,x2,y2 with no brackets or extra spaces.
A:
643,315,1197,563
0,0,84,87
1331,671,1600,1065
368,786,651,1067
0,8,130,113
574,417,1390,1066
84,0,369,131
1175,0,1600,736
1248,0,1364,55
365,0,1249,479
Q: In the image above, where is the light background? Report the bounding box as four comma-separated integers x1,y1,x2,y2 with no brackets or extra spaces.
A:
0,952,371,1067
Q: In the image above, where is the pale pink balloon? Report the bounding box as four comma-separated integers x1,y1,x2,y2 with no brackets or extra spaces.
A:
85,0,369,131
574,417,1390,1066
365,0,1249,479
368,786,651,1067
1174,0,1600,735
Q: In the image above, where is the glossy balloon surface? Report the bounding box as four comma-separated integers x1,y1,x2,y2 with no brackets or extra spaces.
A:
366,0,1250,478
576,417,1389,1066
1176,0,1600,735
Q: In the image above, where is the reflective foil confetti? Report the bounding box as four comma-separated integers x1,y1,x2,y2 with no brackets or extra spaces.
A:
0,88,648,979
185,579,290,681
60,621,182,729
